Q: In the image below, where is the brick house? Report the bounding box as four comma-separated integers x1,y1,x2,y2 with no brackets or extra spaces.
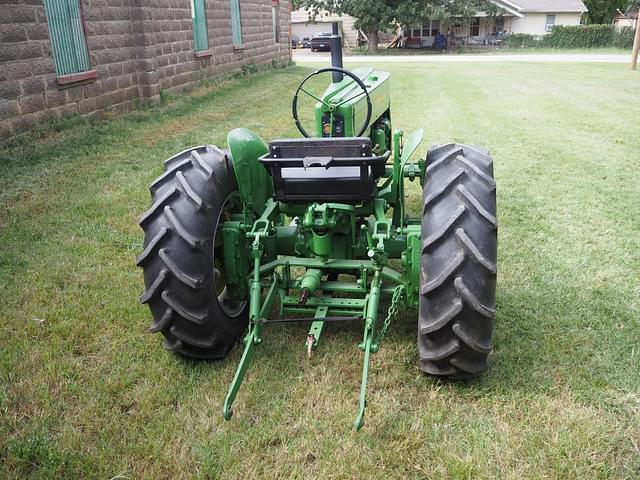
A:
0,0,291,141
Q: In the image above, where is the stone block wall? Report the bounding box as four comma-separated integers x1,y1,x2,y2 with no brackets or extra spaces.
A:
0,0,291,141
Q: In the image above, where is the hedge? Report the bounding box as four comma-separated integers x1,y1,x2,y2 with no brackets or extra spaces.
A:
546,25,612,48
503,25,635,49
503,33,541,48
612,26,635,49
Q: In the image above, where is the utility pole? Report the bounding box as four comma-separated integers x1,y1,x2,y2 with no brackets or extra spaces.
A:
632,13,640,70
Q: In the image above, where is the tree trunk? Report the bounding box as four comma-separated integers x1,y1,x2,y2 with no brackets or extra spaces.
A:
367,27,379,54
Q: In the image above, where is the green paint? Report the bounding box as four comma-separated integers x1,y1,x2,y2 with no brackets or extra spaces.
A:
44,0,91,76
223,322,258,420
223,246,274,420
227,128,273,215
355,269,382,430
281,295,367,311
312,68,391,138
398,129,425,229
308,306,328,351
221,220,249,301
219,59,429,429
402,229,422,308
230,0,242,46
299,268,322,294
191,0,209,52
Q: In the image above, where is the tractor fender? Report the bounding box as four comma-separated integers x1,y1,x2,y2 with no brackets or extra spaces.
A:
400,128,424,166
227,128,273,215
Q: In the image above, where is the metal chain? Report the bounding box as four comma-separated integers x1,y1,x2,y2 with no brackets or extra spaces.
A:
376,284,405,345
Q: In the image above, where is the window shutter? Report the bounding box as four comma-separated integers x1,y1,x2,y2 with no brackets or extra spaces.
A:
44,0,91,76
272,4,280,43
191,0,209,51
230,0,242,46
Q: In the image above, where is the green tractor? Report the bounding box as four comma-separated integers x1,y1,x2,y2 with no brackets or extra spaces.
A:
137,28,497,430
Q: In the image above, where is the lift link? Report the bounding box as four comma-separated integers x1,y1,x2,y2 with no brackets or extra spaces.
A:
354,269,382,431
223,232,278,420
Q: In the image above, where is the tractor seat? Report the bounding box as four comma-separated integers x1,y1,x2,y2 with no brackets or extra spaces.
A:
259,137,389,203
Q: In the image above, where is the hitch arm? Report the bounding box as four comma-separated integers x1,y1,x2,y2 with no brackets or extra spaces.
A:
223,322,259,420
223,248,279,420
354,269,382,431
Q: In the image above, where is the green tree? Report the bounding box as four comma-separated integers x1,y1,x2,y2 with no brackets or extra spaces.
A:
583,0,628,24
293,0,487,54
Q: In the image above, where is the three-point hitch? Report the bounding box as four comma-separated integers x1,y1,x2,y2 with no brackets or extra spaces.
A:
138,23,498,429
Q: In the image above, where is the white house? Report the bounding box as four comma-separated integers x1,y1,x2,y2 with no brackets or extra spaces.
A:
406,0,587,48
501,0,587,34
291,9,360,47
613,9,638,30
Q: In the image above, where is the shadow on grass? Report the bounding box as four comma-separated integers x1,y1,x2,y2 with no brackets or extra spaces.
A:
0,66,307,178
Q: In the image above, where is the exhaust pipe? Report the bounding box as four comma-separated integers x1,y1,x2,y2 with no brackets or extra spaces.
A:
330,21,344,83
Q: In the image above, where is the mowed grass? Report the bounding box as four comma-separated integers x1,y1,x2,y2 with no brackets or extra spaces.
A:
1,62,639,479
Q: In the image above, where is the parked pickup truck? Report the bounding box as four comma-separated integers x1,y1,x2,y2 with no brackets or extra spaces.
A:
311,32,332,52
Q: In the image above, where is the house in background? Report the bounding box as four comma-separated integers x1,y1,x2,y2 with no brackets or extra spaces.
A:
291,9,360,48
0,0,290,141
613,9,638,30
404,0,587,48
504,0,587,34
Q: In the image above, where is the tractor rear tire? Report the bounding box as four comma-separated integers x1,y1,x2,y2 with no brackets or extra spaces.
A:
418,144,497,379
137,145,248,359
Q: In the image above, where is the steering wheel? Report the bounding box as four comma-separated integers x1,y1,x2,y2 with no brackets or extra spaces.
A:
292,67,373,138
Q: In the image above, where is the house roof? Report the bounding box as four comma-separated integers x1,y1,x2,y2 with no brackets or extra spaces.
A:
613,9,638,19
490,1,524,17
500,0,588,13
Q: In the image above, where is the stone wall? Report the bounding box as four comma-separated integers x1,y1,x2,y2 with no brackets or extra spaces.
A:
0,0,291,141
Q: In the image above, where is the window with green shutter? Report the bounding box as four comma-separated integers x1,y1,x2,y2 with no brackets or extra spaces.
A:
43,0,92,78
230,0,242,47
272,2,280,43
191,0,209,52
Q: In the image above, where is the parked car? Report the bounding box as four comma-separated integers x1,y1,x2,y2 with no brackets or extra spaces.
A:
311,32,332,52
301,37,311,49
291,35,300,49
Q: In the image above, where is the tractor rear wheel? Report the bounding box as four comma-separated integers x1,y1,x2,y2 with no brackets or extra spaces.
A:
418,144,497,378
137,145,248,359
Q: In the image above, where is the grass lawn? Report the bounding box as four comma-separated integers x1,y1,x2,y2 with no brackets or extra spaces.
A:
1,61,639,479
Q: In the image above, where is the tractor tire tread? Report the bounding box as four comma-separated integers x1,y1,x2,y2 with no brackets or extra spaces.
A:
150,159,191,193
418,144,497,379
139,187,178,225
138,145,248,359
176,171,206,211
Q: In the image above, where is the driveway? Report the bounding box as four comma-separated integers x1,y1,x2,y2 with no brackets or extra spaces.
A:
292,49,629,64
